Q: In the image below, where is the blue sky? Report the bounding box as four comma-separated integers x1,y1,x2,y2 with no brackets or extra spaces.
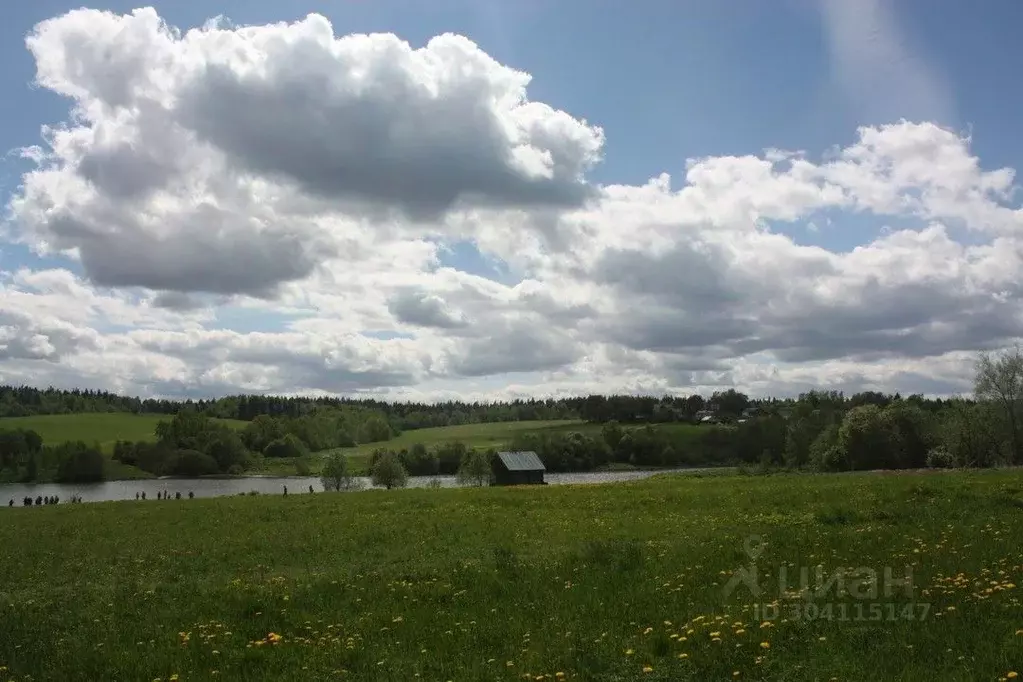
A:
1,1,1023,400
5,0,1023,236
7,0,1023,206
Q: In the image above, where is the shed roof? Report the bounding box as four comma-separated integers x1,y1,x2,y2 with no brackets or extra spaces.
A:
496,451,546,472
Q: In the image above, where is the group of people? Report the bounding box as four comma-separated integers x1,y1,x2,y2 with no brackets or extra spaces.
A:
9,494,82,506
282,485,316,496
9,484,316,507
135,490,195,500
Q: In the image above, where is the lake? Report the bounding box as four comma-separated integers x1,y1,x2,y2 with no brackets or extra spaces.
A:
0,468,712,505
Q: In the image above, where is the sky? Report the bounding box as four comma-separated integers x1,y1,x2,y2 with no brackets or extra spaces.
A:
1,0,1023,402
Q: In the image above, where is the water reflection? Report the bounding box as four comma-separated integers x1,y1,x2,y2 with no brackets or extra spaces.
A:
0,469,705,505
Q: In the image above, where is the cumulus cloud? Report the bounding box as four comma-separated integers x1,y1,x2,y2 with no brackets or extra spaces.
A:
3,7,1023,400
388,290,468,329
10,7,602,297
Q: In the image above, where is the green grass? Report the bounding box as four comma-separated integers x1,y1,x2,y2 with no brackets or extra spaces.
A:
2,470,1022,680
0,413,247,453
352,419,591,456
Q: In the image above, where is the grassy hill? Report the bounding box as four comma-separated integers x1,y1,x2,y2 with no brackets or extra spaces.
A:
0,413,247,452
350,418,591,455
2,470,1022,680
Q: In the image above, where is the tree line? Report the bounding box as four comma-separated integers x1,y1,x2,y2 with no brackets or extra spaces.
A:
5,347,1023,482
0,383,960,433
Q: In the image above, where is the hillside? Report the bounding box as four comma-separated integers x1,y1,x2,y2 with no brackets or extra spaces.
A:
2,470,1022,679
345,418,591,456
0,413,246,453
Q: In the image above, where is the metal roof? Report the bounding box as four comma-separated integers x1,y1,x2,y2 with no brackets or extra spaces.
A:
496,451,546,472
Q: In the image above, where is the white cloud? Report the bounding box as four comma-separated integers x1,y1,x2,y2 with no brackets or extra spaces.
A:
3,8,1023,400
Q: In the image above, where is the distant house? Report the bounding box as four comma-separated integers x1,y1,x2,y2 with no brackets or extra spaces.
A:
738,407,762,423
493,451,546,486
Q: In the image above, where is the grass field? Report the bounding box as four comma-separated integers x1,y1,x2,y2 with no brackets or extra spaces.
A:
2,470,1022,680
0,413,247,453
350,419,592,456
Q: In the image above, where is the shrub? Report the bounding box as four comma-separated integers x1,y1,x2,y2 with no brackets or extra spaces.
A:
357,414,393,444
926,446,956,469
371,451,408,490
456,449,493,487
54,442,105,483
321,453,363,491
207,432,251,471
164,450,220,477
263,433,309,459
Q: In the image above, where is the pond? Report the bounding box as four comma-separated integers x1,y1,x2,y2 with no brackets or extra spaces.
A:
0,468,714,505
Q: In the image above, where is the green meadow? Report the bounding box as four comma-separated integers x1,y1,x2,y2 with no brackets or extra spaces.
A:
344,418,592,456
0,413,247,453
2,470,1022,680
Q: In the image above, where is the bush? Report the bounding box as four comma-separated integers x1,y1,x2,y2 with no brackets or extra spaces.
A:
371,451,408,489
54,442,105,483
207,432,251,471
294,456,312,476
164,450,220,477
263,433,309,459
321,453,362,491
456,449,493,487
926,446,957,469
358,414,393,444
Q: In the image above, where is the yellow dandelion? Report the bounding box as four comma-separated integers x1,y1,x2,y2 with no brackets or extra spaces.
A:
642,666,654,673
1007,673,1018,679
625,649,634,656
678,653,689,659
760,641,770,649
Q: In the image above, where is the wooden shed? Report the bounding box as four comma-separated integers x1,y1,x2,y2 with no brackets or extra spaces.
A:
492,451,546,486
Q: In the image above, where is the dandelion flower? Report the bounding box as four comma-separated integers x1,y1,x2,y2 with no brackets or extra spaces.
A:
642,666,653,673
1008,673,1018,679
760,641,771,649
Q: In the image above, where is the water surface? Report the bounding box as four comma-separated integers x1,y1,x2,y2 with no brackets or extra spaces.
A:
0,468,710,505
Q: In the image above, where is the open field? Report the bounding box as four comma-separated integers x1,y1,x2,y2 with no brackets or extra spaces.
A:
0,413,247,453
350,419,592,456
2,470,1022,680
